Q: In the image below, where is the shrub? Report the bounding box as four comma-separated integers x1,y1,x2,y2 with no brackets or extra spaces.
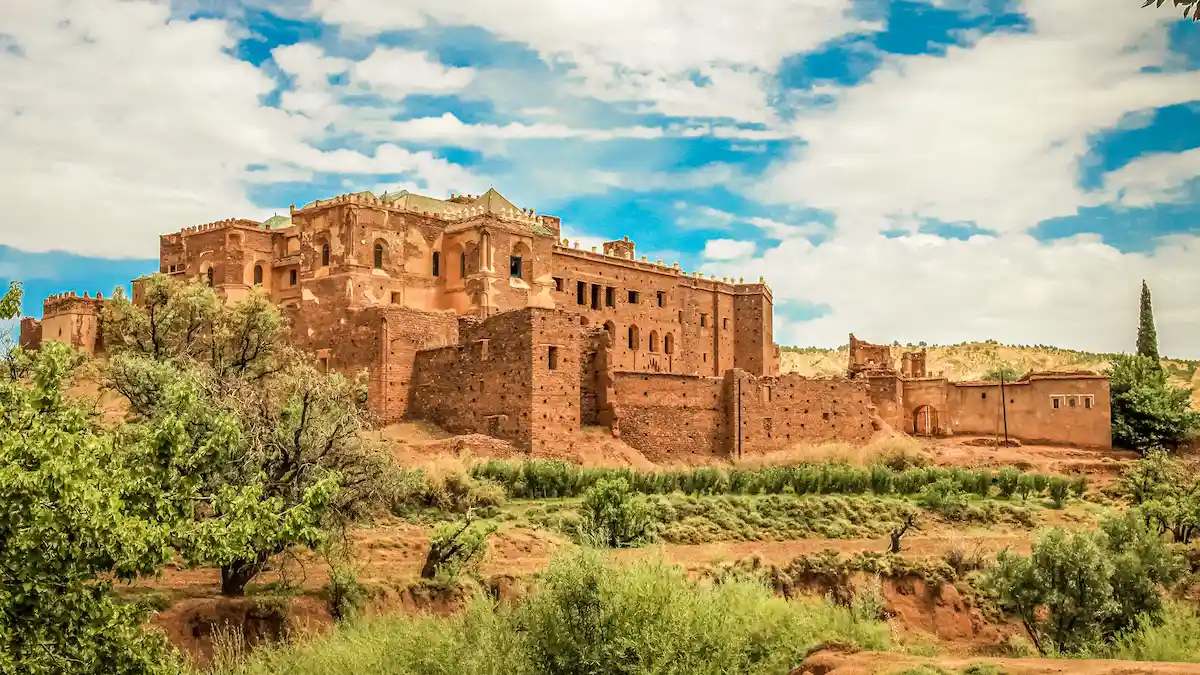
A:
577,478,655,548
1069,475,1088,499
982,514,1185,655
325,560,367,622
420,516,497,581
1098,602,1200,662
918,478,969,519
1047,477,1070,509
1109,354,1200,453
996,468,1020,499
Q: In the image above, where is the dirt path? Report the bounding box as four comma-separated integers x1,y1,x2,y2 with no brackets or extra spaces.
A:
796,650,1200,674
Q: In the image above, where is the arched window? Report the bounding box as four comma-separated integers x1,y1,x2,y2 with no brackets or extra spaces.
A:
373,243,384,269
253,264,263,285
432,251,441,277
664,333,674,354
649,330,659,353
320,242,330,267
627,325,639,350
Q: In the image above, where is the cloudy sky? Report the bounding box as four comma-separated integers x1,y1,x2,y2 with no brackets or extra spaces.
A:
1,0,1198,355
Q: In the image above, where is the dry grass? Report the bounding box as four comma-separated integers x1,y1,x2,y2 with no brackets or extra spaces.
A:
735,436,931,469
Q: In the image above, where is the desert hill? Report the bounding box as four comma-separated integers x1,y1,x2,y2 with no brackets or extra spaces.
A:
779,340,1200,409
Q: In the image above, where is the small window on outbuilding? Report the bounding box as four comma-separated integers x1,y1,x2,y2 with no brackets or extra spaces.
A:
547,346,558,370
982,392,987,400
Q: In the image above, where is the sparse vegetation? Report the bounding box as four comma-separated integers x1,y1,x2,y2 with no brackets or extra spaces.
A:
196,552,891,675
420,513,496,581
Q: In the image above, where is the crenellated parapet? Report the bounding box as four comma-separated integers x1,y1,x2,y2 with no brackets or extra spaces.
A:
43,290,108,315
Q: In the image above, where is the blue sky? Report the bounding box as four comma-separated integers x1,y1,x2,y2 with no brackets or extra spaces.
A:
1,0,1199,356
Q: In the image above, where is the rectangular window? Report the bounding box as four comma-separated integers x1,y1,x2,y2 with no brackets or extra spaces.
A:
547,346,558,370
553,277,564,292
982,392,987,399
1069,397,1077,408
591,284,601,310
576,281,586,305
722,317,729,329
1085,397,1093,409
390,291,401,305
460,252,467,277
657,291,665,307
432,252,441,277
628,290,639,304
1052,397,1060,409
605,286,615,307
509,255,522,278
289,269,297,286
700,314,707,328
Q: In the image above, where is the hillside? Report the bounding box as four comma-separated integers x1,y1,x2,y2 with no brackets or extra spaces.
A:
779,341,1200,408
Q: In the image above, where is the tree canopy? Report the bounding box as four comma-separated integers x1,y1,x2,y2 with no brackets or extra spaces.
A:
1109,354,1200,453
1142,0,1200,22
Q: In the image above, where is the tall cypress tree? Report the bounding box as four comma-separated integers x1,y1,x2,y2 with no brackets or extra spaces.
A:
1136,280,1160,361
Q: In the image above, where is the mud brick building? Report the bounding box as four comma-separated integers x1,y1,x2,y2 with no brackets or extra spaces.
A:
848,334,1112,449
19,187,1111,456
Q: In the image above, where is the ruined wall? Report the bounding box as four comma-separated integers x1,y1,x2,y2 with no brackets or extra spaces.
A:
611,372,727,461
947,375,1111,448
579,328,607,426
18,318,41,350
848,334,893,374
864,373,904,432
409,308,578,450
728,371,876,457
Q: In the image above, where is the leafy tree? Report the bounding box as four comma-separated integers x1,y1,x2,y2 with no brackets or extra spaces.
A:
1141,0,1199,22
1118,451,1200,544
984,517,1184,655
981,363,1022,382
1136,280,1161,360
578,478,655,548
1109,354,1200,452
420,512,497,581
0,338,181,675
102,275,394,595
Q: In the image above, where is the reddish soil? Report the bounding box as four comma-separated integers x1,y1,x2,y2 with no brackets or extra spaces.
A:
924,437,1139,487
794,649,1200,674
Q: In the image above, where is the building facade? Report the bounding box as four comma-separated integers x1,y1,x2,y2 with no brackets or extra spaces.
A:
18,188,1111,455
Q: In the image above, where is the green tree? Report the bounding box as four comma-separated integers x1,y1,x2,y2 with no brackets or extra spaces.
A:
1109,354,1200,452
102,275,394,596
0,338,181,675
1118,451,1200,544
1141,0,1199,22
981,363,1023,382
1136,280,1161,361
420,513,497,581
984,518,1184,655
578,478,656,548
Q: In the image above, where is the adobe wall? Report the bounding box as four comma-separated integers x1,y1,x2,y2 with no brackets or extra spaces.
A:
408,308,580,451
947,376,1111,448
611,372,728,461
732,285,776,376
848,334,892,374
864,373,904,432
728,371,876,457
18,317,41,350
899,378,951,435
33,294,106,355
609,369,876,461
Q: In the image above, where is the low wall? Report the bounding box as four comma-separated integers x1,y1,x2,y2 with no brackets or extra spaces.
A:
611,372,727,461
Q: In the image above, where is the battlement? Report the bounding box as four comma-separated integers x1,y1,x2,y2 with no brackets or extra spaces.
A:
43,290,107,314
552,238,773,294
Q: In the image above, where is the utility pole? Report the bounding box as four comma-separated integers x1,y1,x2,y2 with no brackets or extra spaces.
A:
1000,371,1009,444
736,377,743,459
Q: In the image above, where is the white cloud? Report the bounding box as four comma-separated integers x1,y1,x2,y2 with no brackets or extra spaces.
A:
350,47,476,99
757,0,1200,236
1100,147,1200,208
703,239,757,260
310,0,881,123
384,113,664,143
702,230,1200,358
0,1,481,257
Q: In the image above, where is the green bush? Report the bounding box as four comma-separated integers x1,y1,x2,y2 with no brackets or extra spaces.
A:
577,478,655,548
918,478,969,519
200,552,890,675
982,513,1185,655
1047,477,1070,509
1096,602,1200,662
996,468,1020,499
420,518,497,581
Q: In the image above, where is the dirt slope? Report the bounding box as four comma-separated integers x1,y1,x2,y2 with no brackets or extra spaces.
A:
794,649,1200,674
